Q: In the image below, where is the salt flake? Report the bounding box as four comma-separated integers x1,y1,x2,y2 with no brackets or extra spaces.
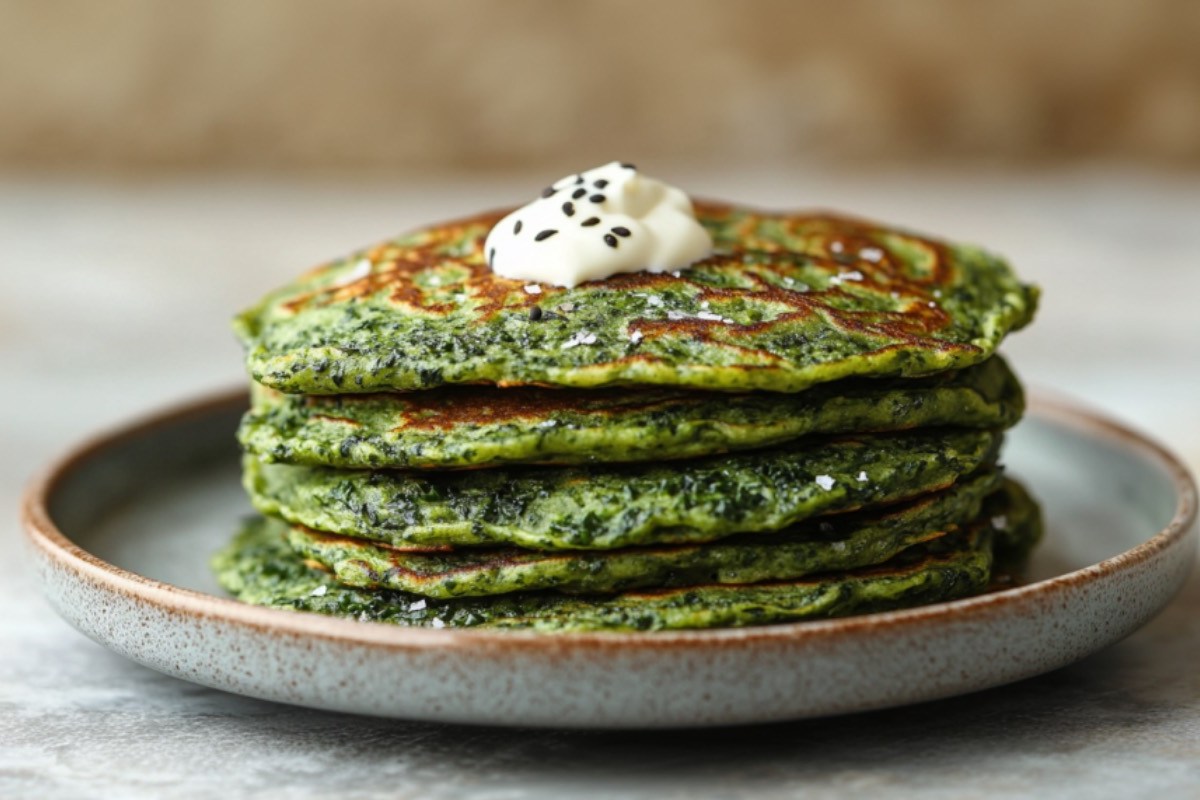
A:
336,258,372,287
560,330,597,349
310,585,328,597
524,284,543,295
856,471,868,482
815,475,836,491
829,270,864,287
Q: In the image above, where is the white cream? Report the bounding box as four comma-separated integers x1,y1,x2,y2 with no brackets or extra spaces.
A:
484,162,713,288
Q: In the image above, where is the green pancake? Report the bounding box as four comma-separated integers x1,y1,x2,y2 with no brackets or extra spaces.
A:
287,470,1001,598
235,204,1037,395
213,483,1041,631
988,478,1043,561
240,356,1023,469
246,428,1003,550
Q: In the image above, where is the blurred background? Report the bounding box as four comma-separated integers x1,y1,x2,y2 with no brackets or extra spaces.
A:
2,0,1198,470
3,0,1200,171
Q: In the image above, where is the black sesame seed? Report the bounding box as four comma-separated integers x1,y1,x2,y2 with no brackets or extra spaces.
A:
514,220,523,234
620,162,637,170
535,229,558,241
574,174,585,185
581,217,601,227
611,226,631,237
572,188,587,200
528,306,543,321
541,186,556,198
488,247,495,266
594,179,609,188
562,201,575,217
589,194,606,203
604,233,619,248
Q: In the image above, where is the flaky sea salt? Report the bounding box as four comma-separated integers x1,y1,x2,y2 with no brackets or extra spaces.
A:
334,258,372,287
560,330,598,349
829,270,864,286
815,475,836,491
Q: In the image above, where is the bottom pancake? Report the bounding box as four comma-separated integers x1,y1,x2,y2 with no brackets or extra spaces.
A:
212,481,1041,632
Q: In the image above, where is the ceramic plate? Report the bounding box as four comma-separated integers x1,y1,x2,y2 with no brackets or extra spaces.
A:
23,391,1197,728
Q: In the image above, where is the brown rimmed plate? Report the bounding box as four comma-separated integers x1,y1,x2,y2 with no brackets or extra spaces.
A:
22,390,1197,728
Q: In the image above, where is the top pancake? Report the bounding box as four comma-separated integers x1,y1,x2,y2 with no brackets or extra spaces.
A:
236,203,1038,394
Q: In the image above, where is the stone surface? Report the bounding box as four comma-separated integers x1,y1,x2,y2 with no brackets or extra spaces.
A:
3,168,1199,798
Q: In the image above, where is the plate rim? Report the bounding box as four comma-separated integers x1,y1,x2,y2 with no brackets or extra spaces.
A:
22,387,1199,654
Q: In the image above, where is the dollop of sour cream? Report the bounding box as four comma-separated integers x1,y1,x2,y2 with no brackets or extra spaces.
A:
484,162,713,288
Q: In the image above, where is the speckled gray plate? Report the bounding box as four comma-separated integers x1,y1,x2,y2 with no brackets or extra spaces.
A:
22,390,1197,729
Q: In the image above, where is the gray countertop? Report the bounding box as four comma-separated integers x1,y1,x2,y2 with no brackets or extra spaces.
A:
3,168,1199,799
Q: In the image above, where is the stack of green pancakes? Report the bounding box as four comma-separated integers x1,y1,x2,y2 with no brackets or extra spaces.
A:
216,203,1042,632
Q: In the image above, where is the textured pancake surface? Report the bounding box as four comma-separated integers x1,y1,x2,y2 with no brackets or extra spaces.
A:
246,428,1003,550
213,482,1041,631
241,356,1023,469
235,204,1038,394
287,470,1001,598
